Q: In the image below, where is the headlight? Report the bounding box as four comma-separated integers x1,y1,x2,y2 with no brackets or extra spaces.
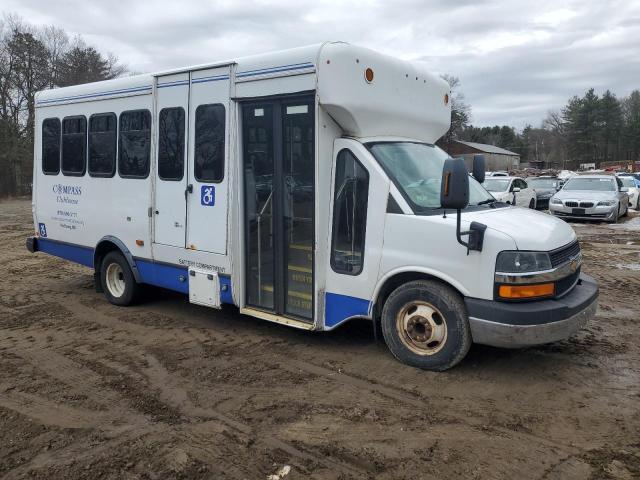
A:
597,200,615,206
496,251,552,273
551,198,563,205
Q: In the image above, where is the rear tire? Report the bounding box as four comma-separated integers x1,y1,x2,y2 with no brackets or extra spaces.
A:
381,280,471,371
100,251,140,306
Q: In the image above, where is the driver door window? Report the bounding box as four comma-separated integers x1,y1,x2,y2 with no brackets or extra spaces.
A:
331,149,369,275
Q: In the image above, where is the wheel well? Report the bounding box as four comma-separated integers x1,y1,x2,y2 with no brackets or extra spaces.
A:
372,272,463,323
94,240,120,273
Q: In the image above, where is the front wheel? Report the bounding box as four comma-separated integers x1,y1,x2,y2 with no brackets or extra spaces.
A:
381,280,471,371
100,251,140,306
529,198,535,209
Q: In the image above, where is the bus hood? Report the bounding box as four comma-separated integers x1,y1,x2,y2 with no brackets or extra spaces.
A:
462,206,576,251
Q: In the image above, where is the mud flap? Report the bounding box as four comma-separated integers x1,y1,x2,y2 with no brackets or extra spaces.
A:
94,271,103,293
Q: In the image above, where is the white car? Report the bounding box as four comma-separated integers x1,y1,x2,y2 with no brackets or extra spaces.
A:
618,176,640,209
483,176,537,208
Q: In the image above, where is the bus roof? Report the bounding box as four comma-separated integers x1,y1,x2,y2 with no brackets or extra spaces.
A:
36,42,450,143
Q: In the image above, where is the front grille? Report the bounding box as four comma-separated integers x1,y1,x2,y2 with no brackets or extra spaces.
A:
549,241,581,267
579,201,594,208
555,266,581,297
565,201,579,207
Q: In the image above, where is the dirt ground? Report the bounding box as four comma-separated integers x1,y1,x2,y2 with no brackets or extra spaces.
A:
1,197,639,480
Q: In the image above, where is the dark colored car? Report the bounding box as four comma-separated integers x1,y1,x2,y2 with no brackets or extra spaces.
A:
528,176,561,210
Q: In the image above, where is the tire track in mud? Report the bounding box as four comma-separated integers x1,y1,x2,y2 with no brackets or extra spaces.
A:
2,296,376,477
27,288,585,460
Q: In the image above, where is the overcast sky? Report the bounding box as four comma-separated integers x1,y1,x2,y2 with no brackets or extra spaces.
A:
4,0,640,128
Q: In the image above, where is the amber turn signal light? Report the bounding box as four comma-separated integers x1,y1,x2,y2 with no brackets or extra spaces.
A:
498,283,554,299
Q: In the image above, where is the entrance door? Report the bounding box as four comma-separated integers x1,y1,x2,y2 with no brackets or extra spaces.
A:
186,67,231,253
242,96,315,321
154,73,189,247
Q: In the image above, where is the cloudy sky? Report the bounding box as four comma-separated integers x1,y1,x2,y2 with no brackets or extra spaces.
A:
4,0,640,128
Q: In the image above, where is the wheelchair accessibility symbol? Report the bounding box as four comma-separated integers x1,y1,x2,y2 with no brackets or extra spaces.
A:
38,223,47,237
200,185,215,206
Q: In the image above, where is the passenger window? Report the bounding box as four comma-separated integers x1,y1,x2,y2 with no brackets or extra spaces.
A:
331,149,369,275
119,110,151,178
61,116,87,176
42,118,61,175
194,104,225,182
88,113,117,177
158,107,185,181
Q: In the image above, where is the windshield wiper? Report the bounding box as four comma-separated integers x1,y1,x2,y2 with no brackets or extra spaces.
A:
477,198,496,206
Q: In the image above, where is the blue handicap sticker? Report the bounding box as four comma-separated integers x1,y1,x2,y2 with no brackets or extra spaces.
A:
38,223,47,237
200,185,215,206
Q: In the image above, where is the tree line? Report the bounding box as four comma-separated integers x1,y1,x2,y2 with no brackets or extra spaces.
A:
441,76,640,171
0,14,125,196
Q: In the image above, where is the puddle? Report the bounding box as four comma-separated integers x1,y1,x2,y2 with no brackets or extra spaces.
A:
615,263,640,271
610,217,640,231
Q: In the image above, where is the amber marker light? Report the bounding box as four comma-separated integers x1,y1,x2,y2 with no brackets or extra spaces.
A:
364,68,374,83
499,283,555,299
135,239,144,246
444,93,449,105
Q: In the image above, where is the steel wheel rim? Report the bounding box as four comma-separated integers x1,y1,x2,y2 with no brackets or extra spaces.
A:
105,263,126,298
396,301,448,356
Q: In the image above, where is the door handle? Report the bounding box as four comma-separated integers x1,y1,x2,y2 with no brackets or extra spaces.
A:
185,184,193,200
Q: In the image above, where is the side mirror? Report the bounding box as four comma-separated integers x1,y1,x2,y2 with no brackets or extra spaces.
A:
441,158,469,210
441,158,486,253
512,187,521,193
472,154,485,183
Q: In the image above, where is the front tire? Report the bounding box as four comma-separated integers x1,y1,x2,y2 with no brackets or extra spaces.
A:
100,251,140,306
529,198,535,209
381,280,471,371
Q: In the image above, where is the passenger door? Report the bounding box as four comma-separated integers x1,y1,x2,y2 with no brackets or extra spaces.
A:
186,67,231,254
242,96,316,321
153,73,189,247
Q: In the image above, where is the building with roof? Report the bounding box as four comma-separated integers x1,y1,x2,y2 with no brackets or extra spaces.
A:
448,140,520,172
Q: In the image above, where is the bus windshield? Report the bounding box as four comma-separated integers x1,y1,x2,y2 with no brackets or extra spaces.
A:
367,142,494,211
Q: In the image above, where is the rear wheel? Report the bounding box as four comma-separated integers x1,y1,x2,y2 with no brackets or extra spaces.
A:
100,251,140,306
381,280,471,371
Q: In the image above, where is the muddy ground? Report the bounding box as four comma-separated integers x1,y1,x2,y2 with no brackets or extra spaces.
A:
0,197,639,480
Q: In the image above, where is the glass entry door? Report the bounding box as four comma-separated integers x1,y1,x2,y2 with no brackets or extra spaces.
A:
243,96,314,321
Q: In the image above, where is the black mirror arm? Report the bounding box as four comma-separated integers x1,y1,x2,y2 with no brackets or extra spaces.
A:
455,210,487,255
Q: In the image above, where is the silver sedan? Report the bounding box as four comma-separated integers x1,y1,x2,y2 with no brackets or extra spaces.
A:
549,175,629,223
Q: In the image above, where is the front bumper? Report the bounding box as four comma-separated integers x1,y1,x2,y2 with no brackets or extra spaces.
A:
536,197,551,209
465,273,598,348
549,203,616,221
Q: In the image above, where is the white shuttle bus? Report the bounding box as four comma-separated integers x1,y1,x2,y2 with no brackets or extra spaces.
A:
27,42,598,370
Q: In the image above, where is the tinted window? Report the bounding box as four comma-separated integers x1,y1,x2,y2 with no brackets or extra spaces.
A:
194,104,225,182
331,149,369,275
158,107,185,180
119,110,151,178
42,118,60,175
61,116,87,176
88,113,117,177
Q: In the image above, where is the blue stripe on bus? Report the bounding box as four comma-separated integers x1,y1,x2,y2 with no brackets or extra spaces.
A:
36,85,152,105
236,62,315,78
135,259,189,294
192,74,230,84
33,238,233,303
324,292,371,328
37,238,95,267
